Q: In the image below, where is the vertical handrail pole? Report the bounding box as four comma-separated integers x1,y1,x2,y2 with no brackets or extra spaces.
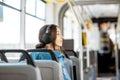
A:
66,0,84,80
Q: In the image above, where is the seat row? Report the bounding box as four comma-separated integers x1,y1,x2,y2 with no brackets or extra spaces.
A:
0,49,64,80
0,49,80,80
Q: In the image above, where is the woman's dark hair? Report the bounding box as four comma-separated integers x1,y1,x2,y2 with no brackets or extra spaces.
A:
36,24,58,49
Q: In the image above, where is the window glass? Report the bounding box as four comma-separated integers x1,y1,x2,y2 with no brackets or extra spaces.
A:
63,17,72,39
4,0,20,9
26,0,35,15
25,14,45,44
26,0,46,49
72,22,79,50
36,0,46,19
63,9,79,50
0,6,20,44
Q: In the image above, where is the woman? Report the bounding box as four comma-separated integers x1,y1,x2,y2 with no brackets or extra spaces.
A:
31,24,71,80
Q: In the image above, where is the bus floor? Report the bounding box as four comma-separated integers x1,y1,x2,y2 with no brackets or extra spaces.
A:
96,76,116,80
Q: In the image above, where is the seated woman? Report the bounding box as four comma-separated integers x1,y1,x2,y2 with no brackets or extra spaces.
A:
30,24,71,80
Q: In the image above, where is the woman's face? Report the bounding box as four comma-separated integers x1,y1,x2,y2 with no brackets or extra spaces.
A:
55,27,63,47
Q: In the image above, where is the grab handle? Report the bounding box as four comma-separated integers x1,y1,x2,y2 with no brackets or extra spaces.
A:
0,49,36,67
0,52,8,63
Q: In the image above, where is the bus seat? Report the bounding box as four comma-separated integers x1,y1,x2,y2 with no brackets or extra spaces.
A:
24,49,68,80
0,49,42,80
70,56,80,80
64,57,73,80
35,60,64,80
0,63,41,80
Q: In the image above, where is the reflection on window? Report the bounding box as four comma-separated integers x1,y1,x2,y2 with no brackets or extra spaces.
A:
4,0,20,9
25,14,45,44
0,6,20,44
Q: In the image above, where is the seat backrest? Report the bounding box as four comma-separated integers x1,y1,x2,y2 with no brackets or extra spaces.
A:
25,49,64,80
35,60,64,80
0,63,41,80
64,58,73,80
65,50,78,58
0,49,42,80
70,56,80,80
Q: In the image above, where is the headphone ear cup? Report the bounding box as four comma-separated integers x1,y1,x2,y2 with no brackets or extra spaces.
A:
42,33,52,44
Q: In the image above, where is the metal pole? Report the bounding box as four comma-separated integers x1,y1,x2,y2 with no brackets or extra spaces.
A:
115,4,120,80
66,0,84,80
20,0,26,49
114,28,119,80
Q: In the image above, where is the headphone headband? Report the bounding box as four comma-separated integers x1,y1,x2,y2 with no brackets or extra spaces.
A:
45,25,51,34
42,25,52,44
